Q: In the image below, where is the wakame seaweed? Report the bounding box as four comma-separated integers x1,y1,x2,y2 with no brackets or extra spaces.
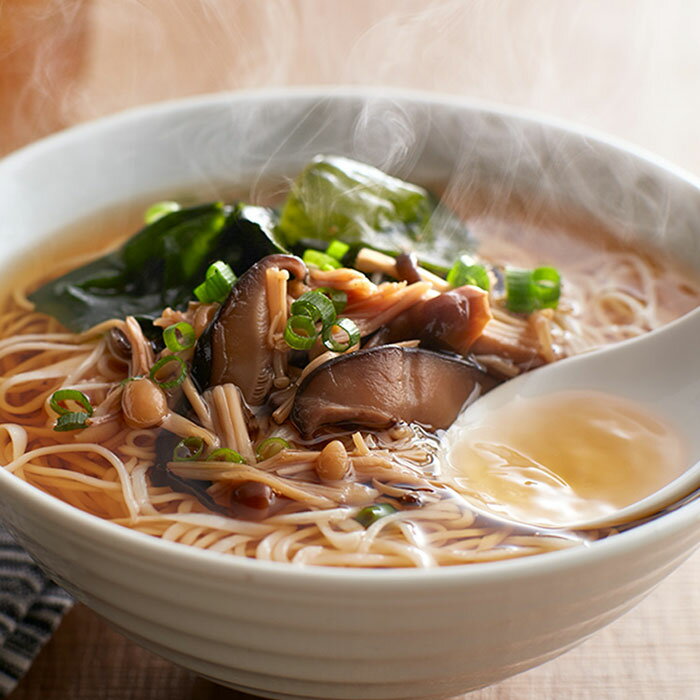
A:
30,203,286,333
276,155,476,272
31,156,475,333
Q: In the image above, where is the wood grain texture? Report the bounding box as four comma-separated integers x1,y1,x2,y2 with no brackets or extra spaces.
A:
8,551,700,699
2,1,699,698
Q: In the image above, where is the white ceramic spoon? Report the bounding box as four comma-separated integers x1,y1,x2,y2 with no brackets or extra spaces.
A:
441,306,700,530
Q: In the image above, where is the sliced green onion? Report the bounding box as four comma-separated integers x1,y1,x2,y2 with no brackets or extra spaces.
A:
256,437,291,461
53,411,90,432
193,280,212,303
120,375,142,386
532,266,561,308
325,240,350,261
291,291,336,327
315,287,347,314
173,436,204,461
49,389,93,417
163,322,196,353
206,448,246,464
149,355,187,389
354,503,397,528
505,266,562,313
322,317,360,353
303,249,341,270
504,268,534,313
447,255,491,291
284,315,319,350
194,260,237,303
144,200,180,224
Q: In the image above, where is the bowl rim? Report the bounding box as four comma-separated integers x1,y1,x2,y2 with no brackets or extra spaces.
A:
0,85,698,587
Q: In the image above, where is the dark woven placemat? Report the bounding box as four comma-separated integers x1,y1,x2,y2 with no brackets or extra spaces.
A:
0,530,72,697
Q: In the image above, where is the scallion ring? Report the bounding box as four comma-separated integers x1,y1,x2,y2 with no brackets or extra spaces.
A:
284,315,318,350
256,437,291,461
504,268,536,314
291,290,336,327
532,266,561,308
354,503,397,528
504,266,562,313
315,287,347,314
149,355,187,389
302,249,341,270
194,260,237,304
173,436,204,462
325,239,350,261
49,389,93,417
53,412,90,432
163,322,196,353
321,317,360,353
120,375,142,386
206,448,246,464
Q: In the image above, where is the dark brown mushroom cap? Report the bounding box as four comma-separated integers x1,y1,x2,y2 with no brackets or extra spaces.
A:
394,252,422,284
386,285,492,355
191,254,306,405
291,345,498,437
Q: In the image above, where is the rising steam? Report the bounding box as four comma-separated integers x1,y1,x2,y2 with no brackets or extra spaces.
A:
2,0,699,171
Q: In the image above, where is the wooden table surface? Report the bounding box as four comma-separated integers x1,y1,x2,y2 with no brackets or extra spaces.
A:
2,1,699,698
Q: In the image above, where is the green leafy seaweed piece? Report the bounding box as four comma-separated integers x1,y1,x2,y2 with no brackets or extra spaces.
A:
30,202,286,333
276,155,474,271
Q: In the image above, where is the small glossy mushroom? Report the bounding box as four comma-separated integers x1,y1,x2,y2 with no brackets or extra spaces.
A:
316,440,350,481
394,252,422,284
106,328,132,364
191,254,307,405
385,285,492,354
228,481,279,521
121,377,169,429
291,345,498,437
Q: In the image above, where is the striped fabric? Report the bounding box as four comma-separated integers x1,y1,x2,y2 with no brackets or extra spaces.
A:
0,530,72,697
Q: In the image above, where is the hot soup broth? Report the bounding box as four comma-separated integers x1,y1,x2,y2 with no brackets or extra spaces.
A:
0,157,697,568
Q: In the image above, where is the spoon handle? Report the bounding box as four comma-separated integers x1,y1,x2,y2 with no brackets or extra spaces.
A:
464,306,700,456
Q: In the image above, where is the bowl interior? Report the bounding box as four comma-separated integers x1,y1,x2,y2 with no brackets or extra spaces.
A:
1,89,700,575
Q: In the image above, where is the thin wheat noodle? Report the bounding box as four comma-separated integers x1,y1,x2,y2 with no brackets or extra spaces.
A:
0,241,695,567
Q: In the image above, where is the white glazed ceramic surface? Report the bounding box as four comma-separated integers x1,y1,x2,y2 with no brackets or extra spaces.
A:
0,89,698,700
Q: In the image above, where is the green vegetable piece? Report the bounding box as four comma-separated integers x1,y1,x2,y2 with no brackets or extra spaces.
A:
354,503,397,528
321,317,360,353
447,255,491,291
290,291,337,327
284,315,318,350
49,389,93,417
532,266,561,308
206,448,246,464
149,355,187,389
505,268,536,313
30,203,287,334
144,200,180,224
194,260,237,304
163,322,196,352
256,437,291,461
325,239,350,261
303,249,341,270
505,266,562,313
315,287,347,314
277,155,474,270
53,411,90,432
173,436,204,461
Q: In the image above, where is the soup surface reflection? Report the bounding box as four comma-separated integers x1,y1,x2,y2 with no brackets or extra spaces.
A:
1,159,699,568
444,390,688,530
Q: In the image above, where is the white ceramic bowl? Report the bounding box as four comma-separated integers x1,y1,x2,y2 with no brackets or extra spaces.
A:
0,89,699,700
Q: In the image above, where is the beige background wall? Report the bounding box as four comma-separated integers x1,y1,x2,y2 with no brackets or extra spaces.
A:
2,1,700,172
